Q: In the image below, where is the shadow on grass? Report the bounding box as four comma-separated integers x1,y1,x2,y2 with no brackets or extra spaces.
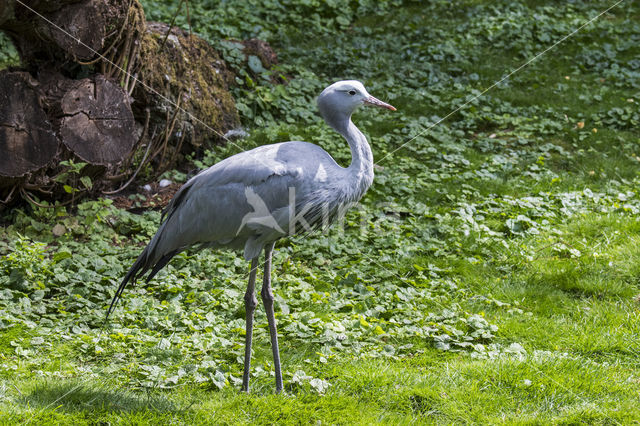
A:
18,380,184,415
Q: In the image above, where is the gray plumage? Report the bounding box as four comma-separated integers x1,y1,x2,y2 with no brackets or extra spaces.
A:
107,80,395,392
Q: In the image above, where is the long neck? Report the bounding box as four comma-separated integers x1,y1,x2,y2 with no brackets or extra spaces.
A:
325,112,374,196
345,119,374,177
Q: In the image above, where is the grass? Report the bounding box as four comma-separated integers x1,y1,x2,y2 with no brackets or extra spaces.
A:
2,354,638,424
2,0,640,424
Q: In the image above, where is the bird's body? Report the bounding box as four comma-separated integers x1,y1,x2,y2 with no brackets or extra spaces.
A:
147,139,367,265
107,80,395,392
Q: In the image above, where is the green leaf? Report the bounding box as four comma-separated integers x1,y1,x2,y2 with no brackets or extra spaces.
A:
53,250,72,263
247,55,266,74
336,15,350,27
54,172,69,183
80,176,92,189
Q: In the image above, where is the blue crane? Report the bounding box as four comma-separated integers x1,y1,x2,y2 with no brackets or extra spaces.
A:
107,80,395,392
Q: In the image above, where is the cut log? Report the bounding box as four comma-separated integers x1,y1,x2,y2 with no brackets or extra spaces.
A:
43,0,115,61
0,70,57,177
59,74,137,165
1,0,139,71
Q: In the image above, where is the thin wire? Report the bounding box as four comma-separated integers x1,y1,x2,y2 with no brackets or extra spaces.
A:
14,0,236,145
375,0,626,165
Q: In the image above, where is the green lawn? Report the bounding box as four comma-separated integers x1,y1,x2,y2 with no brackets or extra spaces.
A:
2,0,640,424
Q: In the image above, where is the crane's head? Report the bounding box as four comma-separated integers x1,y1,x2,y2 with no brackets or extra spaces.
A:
317,80,396,121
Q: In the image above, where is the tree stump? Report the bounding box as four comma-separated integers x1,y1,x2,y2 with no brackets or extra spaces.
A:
0,71,57,178
1,0,134,70
58,74,137,165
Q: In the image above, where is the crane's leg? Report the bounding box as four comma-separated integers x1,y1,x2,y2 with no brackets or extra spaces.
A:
241,257,259,392
261,242,283,393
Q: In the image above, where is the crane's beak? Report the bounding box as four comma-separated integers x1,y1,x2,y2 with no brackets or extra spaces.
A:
364,95,396,111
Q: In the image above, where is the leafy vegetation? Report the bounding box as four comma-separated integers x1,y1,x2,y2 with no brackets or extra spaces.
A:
2,0,640,423
0,32,18,69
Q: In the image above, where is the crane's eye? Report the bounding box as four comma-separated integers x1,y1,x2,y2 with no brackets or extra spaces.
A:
348,90,357,96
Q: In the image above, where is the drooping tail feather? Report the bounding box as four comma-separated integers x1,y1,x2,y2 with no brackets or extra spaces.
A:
107,179,194,319
105,246,178,320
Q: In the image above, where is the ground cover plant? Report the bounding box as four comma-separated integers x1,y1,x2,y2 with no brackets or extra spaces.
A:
1,0,640,423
